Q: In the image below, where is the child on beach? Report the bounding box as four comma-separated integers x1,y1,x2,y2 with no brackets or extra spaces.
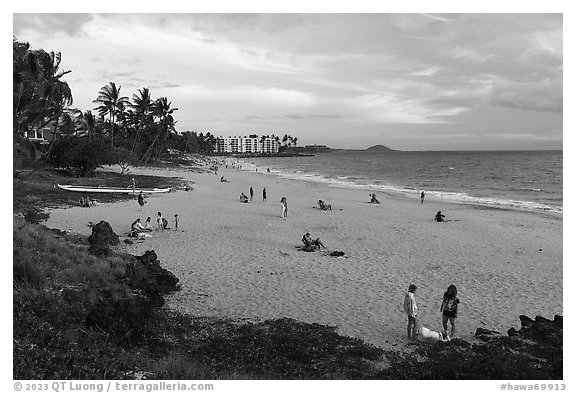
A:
404,284,418,339
174,214,179,230
144,217,153,231
440,285,460,338
280,196,288,218
156,212,163,231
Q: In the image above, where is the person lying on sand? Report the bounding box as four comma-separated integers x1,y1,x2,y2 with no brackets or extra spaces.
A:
240,193,249,203
316,200,332,210
301,232,326,251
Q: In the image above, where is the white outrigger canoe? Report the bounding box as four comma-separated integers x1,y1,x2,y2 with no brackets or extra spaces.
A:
57,184,171,194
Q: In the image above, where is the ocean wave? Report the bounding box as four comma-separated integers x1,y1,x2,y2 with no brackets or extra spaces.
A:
244,165,562,214
236,158,562,214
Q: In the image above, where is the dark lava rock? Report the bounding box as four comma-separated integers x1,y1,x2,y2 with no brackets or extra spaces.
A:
512,314,563,346
474,328,501,341
123,250,180,308
88,220,119,256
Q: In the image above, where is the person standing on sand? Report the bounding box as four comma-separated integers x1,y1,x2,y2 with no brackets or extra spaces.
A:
280,196,288,218
250,187,254,201
440,285,460,339
156,212,163,231
174,214,179,230
138,191,145,211
421,191,425,204
263,187,267,202
404,284,419,339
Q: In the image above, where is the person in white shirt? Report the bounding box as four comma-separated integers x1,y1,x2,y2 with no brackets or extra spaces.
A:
403,284,419,339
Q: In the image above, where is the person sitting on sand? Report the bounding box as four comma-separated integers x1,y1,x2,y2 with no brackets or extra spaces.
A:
220,176,228,183
240,193,249,203
162,217,169,229
144,217,153,231
130,218,146,237
301,232,326,251
369,193,380,204
435,211,446,222
317,200,332,210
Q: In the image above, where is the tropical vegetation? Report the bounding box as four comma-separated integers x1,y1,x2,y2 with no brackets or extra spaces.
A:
13,38,218,176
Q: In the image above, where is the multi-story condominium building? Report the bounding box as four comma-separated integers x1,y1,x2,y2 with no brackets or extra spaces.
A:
215,134,280,154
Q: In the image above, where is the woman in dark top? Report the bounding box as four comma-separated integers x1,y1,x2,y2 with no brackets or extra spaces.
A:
440,284,460,338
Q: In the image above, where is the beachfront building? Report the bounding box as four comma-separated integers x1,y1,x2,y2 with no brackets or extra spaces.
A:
215,135,280,154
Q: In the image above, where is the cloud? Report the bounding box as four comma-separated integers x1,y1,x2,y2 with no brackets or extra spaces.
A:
346,93,468,124
13,14,94,37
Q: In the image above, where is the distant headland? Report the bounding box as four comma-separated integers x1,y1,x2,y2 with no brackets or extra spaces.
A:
364,144,397,152
332,144,399,152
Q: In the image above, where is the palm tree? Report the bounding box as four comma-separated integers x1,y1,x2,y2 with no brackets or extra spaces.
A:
77,110,99,139
13,43,73,138
130,87,153,152
93,82,129,147
141,97,178,163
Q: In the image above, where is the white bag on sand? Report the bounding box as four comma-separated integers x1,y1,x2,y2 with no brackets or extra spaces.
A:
418,326,447,341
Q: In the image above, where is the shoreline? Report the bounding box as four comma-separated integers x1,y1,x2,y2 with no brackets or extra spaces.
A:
232,154,563,216
44,163,563,350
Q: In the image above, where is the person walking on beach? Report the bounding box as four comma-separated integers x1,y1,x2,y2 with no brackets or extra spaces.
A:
250,187,254,201
440,285,460,339
263,187,267,202
138,191,146,211
420,191,425,204
404,284,419,339
280,196,288,218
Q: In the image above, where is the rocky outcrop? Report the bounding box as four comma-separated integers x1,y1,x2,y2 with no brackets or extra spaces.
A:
87,220,119,256
386,314,563,379
507,315,563,346
62,249,180,340
123,250,180,308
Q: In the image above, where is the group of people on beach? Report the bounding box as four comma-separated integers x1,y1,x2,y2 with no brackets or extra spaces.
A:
404,284,460,342
130,211,180,237
239,186,268,204
78,195,96,207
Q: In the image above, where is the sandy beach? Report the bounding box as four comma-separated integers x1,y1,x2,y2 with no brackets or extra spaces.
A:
44,163,563,350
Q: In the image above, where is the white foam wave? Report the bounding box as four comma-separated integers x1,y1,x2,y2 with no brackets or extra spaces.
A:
242,162,562,214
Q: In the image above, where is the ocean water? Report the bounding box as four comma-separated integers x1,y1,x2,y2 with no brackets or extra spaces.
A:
235,150,563,214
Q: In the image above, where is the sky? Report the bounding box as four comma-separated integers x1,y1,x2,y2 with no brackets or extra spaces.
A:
12,13,563,150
